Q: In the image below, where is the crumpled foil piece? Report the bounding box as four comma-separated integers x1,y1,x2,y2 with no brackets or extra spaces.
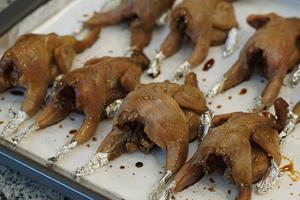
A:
156,12,169,26
173,61,192,83
223,28,241,58
0,109,29,137
11,123,39,145
256,159,284,194
48,140,78,163
206,78,226,98
252,96,265,113
150,180,176,200
46,74,63,103
279,110,298,145
150,170,174,200
147,51,166,78
75,152,109,177
291,64,300,87
104,99,124,118
199,110,213,140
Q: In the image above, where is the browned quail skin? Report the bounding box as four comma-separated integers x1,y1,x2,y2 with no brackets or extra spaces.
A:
174,98,291,200
35,50,149,144
97,72,208,174
85,0,175,51
0,28,100,117
221,13,300,109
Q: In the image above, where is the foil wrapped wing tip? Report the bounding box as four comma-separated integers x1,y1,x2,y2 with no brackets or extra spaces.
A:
173,61,192,83
147,51,166,78
0,110,29,138
223,27,241,58
48,140,78,163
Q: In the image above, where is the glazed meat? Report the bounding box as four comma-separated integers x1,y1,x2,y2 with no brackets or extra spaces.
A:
75,73,208,180
173,98,291,200
147,0,238,78
85,0,175,52
211,13,300,111
0,28,100,118
27,51,149,146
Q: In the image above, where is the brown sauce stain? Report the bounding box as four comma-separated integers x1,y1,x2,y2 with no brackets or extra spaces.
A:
262,111,270,118
132,173,135,175
109,165,113,168
0,121,3,125
228,96,232,100
58,124,63,128
82,13,89,17
217,105,222,109
209,178,215,183
203,58,215,71
92,137,97,142
120,165,125,169
66,135,70,138
239,88,247,95
1,97,4,101
86,144,90,148
261,79,265,83
10,90,24,96
69,117,75,121
208,102,212,105
135,162,143,168
228,189,231,194
69,129,77,134
280,156,300,182
202,78,206,82
208,186,215,192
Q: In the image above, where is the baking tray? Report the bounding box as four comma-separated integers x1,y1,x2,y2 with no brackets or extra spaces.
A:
0,0,300,200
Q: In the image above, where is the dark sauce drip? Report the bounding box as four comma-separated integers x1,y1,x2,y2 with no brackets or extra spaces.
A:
10,90,24,96
120,165,125,169
217,105,222,109
239,88,247,95
281,156,300,182
92,137,97,142
203,58,215,71
0,121,3,124
228,96,232,100
262,111,270,118
69,129,77,134
135,162,144,168
86,144,90,148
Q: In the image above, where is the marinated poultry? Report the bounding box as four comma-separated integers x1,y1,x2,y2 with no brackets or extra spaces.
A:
12,51,149,161
0,28,100,137
208,13,300,111
75,73,209,189
85,0,175,53
171,98,292,200
147,0,238,79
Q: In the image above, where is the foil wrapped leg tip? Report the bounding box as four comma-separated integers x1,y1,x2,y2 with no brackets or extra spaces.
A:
74,152,109,177
124,46,137,57
173,61,192,83
206,78,226,98
147,51,165,78
291,64,300,88
48,140,78,164
104,99,124,118
223,28,241,58
0,109,29,138
150,179,176,200
199,110,213,140
11,123,39,145
252,96,266,113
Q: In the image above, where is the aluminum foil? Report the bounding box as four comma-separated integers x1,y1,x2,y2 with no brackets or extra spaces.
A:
75,152,109,177
256,159,283,194
252,96,265,113
291,64,300,87
104,99,124,118
46,74,63,103
150,170,174,200
150,180,176,200
206,78,226,98
48,140,78,164
147,51,166,78
173,61,192,82
199,110,213,140
279,110,298,145
223,28,241,58
124,46,137,57
156,12,169,26
11,123,39,145
0,109,29,137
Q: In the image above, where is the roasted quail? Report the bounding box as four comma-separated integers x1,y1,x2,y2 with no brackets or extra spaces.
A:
148,0,238,78
172,98,292,200
75,73,209,183
12,51,149,160
86,0,175,52
209,13,300,111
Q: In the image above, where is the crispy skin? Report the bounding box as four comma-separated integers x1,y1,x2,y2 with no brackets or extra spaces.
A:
222,13,300,107
35,51,149,144
85,0,175,51
160,0,238,66
97,73,208,173
0,28,100,116
174,98,289,200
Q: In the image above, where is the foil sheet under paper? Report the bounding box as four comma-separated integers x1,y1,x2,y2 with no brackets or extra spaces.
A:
279,110,298,144
223,28,240,58
104,99,124,118
48,140,78,163
206,78,226,98
75,152,109,176
173,61,192,82
0,110,28,137
256,159,283,194
292,64,300,87
199,110,213,140
147,51,166,77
